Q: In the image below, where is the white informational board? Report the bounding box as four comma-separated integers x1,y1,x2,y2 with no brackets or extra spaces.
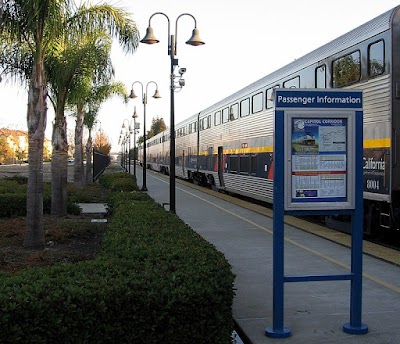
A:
283,111,355,211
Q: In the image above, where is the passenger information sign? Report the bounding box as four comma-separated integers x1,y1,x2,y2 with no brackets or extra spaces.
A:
290,117,347,203
268,88,366,339
274,89,363,211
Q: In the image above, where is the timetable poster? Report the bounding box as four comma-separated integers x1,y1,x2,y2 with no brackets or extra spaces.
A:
291,118,347,203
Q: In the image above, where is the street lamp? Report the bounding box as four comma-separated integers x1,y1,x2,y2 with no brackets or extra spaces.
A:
118,129,124,169
140,12,205,213
131,107,140,177
122,119,131,174
129,81,161,191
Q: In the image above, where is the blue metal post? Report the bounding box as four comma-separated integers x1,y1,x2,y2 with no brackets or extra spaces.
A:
265,110,291,338
343,111,368,334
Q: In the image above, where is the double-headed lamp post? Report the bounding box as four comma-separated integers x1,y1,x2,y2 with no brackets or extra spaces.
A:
129,81,161,191
131,107,140,177
118,131,124,169
121,119,131,174
140,12,205,213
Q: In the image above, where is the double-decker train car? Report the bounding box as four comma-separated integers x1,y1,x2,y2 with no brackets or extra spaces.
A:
143,6,400,235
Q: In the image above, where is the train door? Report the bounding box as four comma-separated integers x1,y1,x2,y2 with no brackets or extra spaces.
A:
218,146,225,187
182,150,185,175
207,146,213,171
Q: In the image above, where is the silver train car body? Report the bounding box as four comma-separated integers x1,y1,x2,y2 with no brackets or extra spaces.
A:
143,6,400,235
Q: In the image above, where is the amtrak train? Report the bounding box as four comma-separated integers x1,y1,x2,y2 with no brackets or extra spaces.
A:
140,6,400,236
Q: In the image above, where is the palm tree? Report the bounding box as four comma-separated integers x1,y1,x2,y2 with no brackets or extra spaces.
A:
83,103,100,184
46,31,114,215
0,1,139,248
1,1,73,248
69,80,128,186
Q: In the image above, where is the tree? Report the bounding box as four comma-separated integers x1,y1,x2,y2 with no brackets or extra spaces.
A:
46,30,115,215
148,117,167,139
0,0,139,248
69,80,127,187
83,104,99,184
1,0,72,249
93,131,111,155
0,136,14,164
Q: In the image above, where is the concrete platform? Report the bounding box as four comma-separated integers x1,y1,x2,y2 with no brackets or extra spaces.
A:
134,167,400,344
78,203,108,215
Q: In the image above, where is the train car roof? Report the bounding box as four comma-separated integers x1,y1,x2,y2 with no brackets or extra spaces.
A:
195,6,399,117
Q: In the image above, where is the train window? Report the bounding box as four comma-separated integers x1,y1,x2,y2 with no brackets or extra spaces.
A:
214,110,221,126
315,65,326,88
240,98,250,117
229,156,238,172
252,92,263,113
266,85,279,109
368,40,384,77
240,156,250,173
250,155,257,174
332,50,361,88
230,103,239,120
283,76,299,88
222,107,229,123
201,116,210,130
200,118,206,130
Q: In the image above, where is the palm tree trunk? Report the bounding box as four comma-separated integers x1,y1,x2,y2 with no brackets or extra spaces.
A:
51,107,68,216
24,62,46,249
74,105,85,187
85,128,93,184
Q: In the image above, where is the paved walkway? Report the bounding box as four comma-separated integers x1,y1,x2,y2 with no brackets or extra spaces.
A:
134,167,400,344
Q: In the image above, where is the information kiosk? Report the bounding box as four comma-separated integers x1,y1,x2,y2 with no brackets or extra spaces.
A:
265,89,368,338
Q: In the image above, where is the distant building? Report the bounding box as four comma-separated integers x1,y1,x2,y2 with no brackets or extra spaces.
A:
0,128,52,163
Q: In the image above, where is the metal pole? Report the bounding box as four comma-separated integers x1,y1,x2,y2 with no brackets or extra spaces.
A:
125,135,128,172
169,34,176,213
142,94,148,191
128,133,131,174
122,139,125,170
133,123,136,177
120,144,123,168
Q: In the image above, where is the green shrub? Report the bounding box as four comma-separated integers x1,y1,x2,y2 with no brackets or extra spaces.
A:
0,171,235,343
0,187,81,217
4,175,28,184
67,183,109,203
98,172,138,192
0,179,27,194
0,194,26,217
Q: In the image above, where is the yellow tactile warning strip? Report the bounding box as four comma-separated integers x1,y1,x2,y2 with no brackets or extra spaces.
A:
174,177,400,267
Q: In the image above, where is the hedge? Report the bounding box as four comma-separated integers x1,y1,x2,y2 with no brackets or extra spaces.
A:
0,191,81,218
0,171,235,343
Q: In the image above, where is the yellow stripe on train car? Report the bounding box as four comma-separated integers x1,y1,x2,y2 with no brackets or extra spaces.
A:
363,138,390,149
196,139,390,156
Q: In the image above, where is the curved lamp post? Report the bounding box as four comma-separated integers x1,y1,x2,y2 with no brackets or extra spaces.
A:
131,107,140,177
129,81,161,191
121,119,131,174
118,130,124,169
140,12,205,213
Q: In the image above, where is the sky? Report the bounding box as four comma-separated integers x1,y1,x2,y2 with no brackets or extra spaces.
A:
1,0,399,151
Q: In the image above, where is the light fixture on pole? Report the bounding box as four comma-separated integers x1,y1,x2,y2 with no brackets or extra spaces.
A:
129,81,161,191
118,132,123,168
122,119,132,174
140,12,205,213
131,107,140,178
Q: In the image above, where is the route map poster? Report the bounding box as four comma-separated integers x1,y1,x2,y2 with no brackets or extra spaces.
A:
291,117,348,203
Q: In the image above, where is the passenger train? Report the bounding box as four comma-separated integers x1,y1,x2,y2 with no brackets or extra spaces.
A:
140,6,400,236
